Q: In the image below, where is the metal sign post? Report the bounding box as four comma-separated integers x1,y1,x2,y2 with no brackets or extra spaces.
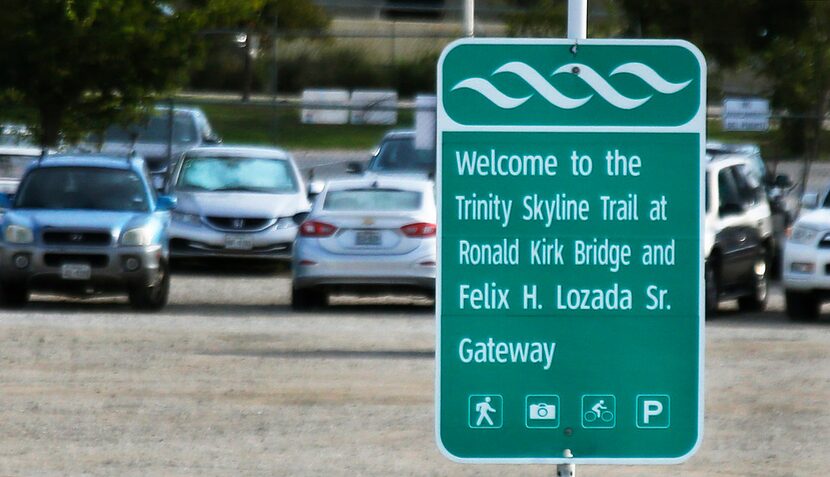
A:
435,37,706,465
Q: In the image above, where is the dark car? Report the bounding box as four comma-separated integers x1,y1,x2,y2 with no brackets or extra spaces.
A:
347,130,435,178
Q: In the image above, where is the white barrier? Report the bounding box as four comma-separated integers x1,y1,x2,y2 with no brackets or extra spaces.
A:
350,90,398,125
300,89,350,125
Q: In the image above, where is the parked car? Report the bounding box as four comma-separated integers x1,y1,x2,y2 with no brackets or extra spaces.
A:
166,146,310,262
707,142,795,274
705,154,774,315
347,130,435,178
782,189,830,320
292,176,436,309
80,106,220,189
0,146,43,194
0,154,175,310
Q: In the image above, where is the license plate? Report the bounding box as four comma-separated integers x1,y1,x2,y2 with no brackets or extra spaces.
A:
61,263,91,280
355,230,381,246
225,235,253,250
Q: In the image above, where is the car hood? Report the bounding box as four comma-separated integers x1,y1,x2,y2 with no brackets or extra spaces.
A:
175,191,308,218
5,209,152,234
795,208,830,230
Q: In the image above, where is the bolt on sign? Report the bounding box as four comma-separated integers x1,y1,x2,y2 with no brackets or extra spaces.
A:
436,39,705,464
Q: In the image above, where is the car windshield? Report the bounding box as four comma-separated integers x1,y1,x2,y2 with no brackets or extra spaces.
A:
102,113,198,145
176,155,298,193
15,167,149,212
323,188,422,211
369,137,435,173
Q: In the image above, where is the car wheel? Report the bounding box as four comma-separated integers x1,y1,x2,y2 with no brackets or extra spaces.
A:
738,256,768,312
785,290,821,321
0,282,29,309
705,261,719,318
128,262,170,311
292,286,328,310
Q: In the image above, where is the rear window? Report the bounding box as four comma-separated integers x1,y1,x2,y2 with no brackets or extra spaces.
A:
323,188,422,211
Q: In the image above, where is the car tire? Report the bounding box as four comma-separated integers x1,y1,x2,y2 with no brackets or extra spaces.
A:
292,286,327,310
0,282,29,309
785,290,821,321
128,262,170,311
738,256,768,312
705,261,719,318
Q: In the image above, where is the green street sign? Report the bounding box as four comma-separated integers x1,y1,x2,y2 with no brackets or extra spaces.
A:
436,38,705,464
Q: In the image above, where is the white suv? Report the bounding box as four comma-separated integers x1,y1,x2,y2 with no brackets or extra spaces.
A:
782,190,830,320
705,154,775,316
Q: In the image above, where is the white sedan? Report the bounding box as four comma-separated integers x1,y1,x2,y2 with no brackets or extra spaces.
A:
292,177,436,309
782,190,830,320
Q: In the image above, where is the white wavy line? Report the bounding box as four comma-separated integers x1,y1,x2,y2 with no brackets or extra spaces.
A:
610,63,692,94
494,62,592,109
451,78,531,109
553,63,650,110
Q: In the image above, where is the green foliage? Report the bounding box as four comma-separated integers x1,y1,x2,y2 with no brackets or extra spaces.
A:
0,0,202,146
761,2,830,157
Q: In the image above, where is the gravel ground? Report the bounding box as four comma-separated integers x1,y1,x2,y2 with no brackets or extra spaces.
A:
0,265,828,477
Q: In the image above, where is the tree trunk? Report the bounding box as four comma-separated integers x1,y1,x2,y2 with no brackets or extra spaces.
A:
38,104,63,148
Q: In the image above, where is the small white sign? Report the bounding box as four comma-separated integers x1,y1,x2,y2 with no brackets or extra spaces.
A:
722,97,770,132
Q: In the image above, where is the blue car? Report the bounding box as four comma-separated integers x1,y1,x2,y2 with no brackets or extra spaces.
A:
0,155,176,310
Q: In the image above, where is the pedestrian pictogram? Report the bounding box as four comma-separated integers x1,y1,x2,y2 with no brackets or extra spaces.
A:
468,395,502,429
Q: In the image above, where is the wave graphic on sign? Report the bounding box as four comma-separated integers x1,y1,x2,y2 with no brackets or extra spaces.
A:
451,61,692,110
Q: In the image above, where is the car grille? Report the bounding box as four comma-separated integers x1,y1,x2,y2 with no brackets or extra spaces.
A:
43,231,112,246
205,216,274,232
44,253,109,268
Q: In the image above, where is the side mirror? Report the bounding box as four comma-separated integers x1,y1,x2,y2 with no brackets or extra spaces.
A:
345,161,364,174
293,211,310,225
774,174,793,188
802,192,819,210
307,180,325,201
0,193,11,209
156,195,178,211
719,202,744,217
203,134,222,145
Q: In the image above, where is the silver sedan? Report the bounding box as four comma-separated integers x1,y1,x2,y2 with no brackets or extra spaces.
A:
167,146,311,261
292,177,436,309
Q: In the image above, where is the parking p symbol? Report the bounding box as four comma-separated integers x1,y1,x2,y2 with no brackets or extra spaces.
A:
636,395,670,429
643,400,662,423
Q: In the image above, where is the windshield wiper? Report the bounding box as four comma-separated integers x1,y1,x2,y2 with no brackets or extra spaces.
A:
213,186,271,192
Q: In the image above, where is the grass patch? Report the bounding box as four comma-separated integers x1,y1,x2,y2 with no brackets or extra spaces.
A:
185,100,413,150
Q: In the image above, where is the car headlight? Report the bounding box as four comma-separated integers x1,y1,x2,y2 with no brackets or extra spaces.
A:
172,211,201,226
5,225,33,244
121,227,154,246
789,225,821,244
275,217,297,230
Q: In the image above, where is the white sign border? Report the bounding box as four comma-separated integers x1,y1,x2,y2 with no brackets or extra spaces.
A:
434,37,706,465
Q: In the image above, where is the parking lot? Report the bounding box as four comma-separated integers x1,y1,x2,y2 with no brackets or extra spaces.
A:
0,262,827,476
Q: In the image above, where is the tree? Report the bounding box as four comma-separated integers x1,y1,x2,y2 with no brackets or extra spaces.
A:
0,0,202,147
178,0,329,100
761,2,830,192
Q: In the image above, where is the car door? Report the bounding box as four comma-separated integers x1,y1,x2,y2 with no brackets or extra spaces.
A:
716,165,762,288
